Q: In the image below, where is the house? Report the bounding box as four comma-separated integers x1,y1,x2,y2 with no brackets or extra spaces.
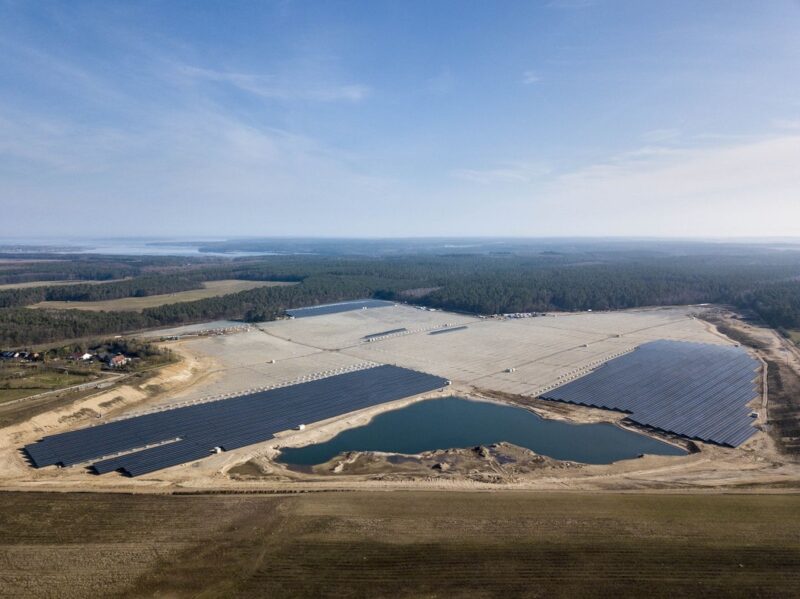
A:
107,354,130,368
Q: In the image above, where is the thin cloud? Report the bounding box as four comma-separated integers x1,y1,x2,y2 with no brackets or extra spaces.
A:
641,128,681,143
443,135,800,237
772,118,800,131
452,163,551,184
0,108,144,173
178,65,370,102
522,70,542,85
532,134,800,236
0,105,391,236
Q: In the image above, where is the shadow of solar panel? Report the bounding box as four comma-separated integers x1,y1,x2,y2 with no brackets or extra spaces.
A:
24,365,448,476
286,299,395,318
540,340,760,447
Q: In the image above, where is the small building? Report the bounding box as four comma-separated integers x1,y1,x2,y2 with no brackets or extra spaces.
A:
108,354,130,368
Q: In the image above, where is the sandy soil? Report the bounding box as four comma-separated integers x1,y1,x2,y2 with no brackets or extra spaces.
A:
0,278,129,290
1,305,798,494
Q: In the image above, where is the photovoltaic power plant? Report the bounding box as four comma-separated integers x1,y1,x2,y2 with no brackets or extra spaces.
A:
23,365,448,477
540,340,760,447
286,299,396,318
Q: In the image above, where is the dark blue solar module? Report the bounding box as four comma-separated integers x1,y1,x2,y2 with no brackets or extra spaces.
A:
23,365,448,477
429,326,468,335
540,340,760,447
286,299,395,318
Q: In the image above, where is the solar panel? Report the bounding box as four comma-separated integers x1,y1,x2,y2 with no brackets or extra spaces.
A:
363,328,407,340
429,326,468,335
540,340,760,447
24,365,448,477
286,299,395,318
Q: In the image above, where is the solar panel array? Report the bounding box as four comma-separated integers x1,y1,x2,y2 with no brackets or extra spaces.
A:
429,325,469,335
24,365,448,477
540,340,760,447
285,299,395,318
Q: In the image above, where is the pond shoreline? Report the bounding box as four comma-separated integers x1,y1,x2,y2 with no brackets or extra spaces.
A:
274,396,687,468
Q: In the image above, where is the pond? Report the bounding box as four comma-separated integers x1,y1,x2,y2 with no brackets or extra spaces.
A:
276,397,686,466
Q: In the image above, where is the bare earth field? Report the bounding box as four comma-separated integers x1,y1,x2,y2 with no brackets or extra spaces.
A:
29,279,296,311
1,490,799,598
0,278,128,290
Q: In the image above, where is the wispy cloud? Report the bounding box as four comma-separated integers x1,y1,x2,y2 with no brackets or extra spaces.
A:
0,19,380,235
177,65,370,102
522,70,541,85
0,108,144,173
452,163,551,184
641,128,681,143
772,118,800,131
0,103,391,235
529,135,800,236
0,38,131,108
444,135,800,237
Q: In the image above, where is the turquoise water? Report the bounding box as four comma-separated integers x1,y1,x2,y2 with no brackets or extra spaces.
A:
277,397,686,466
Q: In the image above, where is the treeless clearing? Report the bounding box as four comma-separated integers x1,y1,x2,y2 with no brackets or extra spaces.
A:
29,279,297,312
0,367,97,404
0,278,128,290
1,491,799,598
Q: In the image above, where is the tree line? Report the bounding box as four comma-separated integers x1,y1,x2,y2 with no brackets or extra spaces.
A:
0,276,209,308
2,251,800,346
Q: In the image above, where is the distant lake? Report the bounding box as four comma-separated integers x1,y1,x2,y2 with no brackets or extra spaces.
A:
276,397,686,466
73,242,277,257
0,238,289,257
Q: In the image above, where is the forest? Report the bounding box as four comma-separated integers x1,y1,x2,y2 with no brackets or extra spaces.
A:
1,244,799,347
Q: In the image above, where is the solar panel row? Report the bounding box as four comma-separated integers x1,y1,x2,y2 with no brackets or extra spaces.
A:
540,340,759,447
429,326,468,335
24,365,448,477
363,328,407,340
285,299,395,318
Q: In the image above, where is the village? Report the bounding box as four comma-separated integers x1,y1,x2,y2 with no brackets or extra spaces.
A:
1,345,133,368
0,338,174,407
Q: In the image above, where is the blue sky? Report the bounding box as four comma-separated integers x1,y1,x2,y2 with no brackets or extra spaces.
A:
1,0,799,238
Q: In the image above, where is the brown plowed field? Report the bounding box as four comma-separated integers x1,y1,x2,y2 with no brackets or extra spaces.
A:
1,491,799,598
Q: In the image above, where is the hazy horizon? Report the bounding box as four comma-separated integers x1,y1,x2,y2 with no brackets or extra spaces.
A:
2,1,800,238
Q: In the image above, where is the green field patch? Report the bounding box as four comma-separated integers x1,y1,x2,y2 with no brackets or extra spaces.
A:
0,366,97,404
